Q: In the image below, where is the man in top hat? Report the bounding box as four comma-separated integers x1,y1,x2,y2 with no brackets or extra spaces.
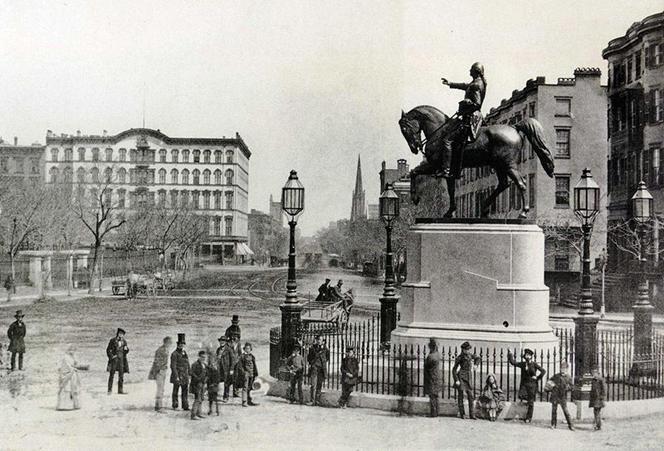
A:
106,328,129,394
225,315,241,342
315,279,331,303
7,310,26,371
170,333,191,410
453,341,480,419
547,361,574,430
338,345,359,409
148,336,173,411
508,348,546,423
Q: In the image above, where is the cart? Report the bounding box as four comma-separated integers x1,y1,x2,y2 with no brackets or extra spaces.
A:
301,289,354,328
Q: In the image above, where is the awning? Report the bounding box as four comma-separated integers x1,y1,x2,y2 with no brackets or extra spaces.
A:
236,243,255,256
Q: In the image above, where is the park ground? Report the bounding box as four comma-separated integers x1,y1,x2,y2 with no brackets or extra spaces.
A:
1,268,663,451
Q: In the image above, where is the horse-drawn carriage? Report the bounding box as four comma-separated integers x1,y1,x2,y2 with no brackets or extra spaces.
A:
111,271,174,298
301,285,354,328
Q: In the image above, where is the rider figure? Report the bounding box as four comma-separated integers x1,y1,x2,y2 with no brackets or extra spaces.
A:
440,62,487,179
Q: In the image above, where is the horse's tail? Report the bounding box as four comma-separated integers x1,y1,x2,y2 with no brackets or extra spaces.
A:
515,118,555,178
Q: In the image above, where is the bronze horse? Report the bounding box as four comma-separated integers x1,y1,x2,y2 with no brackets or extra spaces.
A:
399,105,555,218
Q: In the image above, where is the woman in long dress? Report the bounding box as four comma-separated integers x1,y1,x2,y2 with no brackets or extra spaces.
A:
56,345,88,410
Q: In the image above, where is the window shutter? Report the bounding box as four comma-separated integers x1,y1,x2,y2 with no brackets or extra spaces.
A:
644,90,653,124
645,46,652,68
658,43,664,66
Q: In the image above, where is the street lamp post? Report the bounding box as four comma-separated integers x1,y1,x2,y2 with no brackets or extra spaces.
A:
631,181,654,365
379,183,400,345
280,170,305,359
572,168,600,400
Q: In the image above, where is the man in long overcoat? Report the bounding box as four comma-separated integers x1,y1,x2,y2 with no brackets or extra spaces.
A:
220,335,240,401
508,348,546,423
338,345,359,408
307,335,329,406
453,341,479,419
170,333,191,410
7,310,26,371
106,328,129,394
189,350,208,420
424,338,442,417
236,342,259,407
225,315,241,341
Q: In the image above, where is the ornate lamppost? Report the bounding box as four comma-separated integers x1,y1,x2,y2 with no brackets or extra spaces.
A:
572,168,600,399
379,183,400,345
631,181,654,363
280,170,305,358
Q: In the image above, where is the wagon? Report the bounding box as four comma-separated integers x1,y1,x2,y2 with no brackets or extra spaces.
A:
301,289,354,328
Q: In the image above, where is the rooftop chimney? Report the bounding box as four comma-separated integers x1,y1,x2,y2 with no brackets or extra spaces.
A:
102,130,108,137
76,130,81,137
397,158,409,179
14,137,18,146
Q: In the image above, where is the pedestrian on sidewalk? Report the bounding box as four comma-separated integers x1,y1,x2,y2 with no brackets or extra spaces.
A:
508,348,545,424
338,345,359,409
589,366,607,431
7,309,26,371
453,341,480,419
236,342,258,407
478,374,504,421
307,335,329,406
190,350,208,420
286,344,304,404
207,353,221,415
148,336,173,412
424,338,442,418
220,335,239,402
106,328,129,394
547,362,574,430
170,333,190,410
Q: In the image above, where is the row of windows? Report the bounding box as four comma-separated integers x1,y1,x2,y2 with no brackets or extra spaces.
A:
49,166,235,185
608,146,663,193
88,188,236,211
455,173,537,217
0,157,41,174
50,147,236,164
609,89,663,136
610,42,663,88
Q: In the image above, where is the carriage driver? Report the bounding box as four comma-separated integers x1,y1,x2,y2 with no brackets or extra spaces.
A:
439,62,487,179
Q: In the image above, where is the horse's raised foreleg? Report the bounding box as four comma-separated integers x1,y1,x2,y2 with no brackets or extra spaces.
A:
481,170,509,217
444,177,456,218
507,168,529,218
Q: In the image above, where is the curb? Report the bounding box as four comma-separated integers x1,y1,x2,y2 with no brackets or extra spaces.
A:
265,376,664,421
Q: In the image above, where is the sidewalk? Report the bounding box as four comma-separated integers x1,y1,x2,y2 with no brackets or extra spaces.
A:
550,304,664,327
1,279,115,308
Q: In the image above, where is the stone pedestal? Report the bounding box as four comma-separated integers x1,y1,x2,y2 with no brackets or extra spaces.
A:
391,219,557,350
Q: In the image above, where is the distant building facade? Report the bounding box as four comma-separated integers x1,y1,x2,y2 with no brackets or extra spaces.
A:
0,136,44,184
269,194,283,226
44,128,251,264
379,158,410,201
350,155,367,221
452,69,608,276
367,203,379,220
603,11,664,271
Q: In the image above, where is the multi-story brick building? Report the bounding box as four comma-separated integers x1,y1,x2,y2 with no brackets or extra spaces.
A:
452,69,608,276
603,11,664,271
0,136,44,184
44,128,251,264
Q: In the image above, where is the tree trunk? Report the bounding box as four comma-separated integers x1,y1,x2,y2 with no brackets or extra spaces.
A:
10,252,16,294
88,244,100,295
98,248,104,292
67,254,72,296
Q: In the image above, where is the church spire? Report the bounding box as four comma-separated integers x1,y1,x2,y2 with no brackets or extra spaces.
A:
351,155,367,221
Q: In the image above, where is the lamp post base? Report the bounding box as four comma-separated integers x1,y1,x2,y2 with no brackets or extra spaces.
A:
573,314,599,401
380,295,399,345
280,302,303,358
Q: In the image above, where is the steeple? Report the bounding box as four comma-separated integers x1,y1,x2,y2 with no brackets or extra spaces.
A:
350,155,367,221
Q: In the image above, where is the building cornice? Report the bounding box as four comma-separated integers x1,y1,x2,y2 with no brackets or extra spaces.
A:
602,12,664,59
46,128,252,159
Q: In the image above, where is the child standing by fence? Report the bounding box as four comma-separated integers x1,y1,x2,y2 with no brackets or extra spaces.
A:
338,346,359,409
547,362,574,430
478,374,504,421
286,344,304,404
589,367,607,431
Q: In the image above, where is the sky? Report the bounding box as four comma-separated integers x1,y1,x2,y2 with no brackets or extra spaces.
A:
0,1,662,235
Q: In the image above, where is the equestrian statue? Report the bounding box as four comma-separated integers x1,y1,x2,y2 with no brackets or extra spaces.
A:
399,62,555,218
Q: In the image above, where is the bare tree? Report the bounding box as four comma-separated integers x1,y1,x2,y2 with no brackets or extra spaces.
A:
607,216,664,262
145,204,182,272
172,208,209,280
71,182,126,294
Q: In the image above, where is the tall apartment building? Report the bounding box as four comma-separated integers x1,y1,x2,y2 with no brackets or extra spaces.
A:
44,128,251,264
0,136,44,184
452,69,607,276
603,11,664,271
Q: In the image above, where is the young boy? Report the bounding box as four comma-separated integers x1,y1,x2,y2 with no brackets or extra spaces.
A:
189,350,208,420
338,346,359,409
207,356,221,415
547,362,574,430
589,367,607,431
286,344,304,404
237,342,259,407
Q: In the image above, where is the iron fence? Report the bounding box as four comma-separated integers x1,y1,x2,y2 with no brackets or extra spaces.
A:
269,316,664,402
